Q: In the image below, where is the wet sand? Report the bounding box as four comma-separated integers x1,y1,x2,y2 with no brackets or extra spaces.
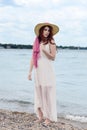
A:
0,109,87,130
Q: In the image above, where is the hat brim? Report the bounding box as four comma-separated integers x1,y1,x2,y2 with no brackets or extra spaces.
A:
34,23,59,36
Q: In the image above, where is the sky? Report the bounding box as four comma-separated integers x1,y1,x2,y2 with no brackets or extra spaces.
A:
0,0,87,47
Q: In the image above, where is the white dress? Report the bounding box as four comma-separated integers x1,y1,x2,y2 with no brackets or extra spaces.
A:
34,43,57,122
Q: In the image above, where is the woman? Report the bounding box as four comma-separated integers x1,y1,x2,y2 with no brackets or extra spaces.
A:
28,22,59,125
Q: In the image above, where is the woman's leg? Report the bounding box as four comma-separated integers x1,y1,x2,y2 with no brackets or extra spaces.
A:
42,87,54,125
37,107,43,120
35,86,44,121
34,107,44,123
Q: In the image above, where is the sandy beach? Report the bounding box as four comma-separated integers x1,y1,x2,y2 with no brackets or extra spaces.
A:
0,109,87,130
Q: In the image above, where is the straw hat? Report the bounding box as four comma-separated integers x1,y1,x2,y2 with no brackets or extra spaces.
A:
34,22,59,36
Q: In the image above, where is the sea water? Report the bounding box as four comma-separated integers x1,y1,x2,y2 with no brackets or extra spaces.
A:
0,49,87,122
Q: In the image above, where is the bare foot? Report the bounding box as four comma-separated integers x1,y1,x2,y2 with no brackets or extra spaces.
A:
34,118,44,123
44,119,51,125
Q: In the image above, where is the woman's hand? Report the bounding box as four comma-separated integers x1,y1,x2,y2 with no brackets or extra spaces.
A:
42,43,56,60
40,43,45,51
28,73,32,80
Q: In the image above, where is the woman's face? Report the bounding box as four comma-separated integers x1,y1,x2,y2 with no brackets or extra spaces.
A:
42,26,50,38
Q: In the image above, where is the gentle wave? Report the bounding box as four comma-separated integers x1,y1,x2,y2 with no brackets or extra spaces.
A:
1,99,87,123
65,114,87,123
0,99,34,105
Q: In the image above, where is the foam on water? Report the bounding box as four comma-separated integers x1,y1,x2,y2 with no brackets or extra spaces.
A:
65,114,87,123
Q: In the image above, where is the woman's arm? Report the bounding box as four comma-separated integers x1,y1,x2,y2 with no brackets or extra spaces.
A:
41,41,56,60
28,57,33,80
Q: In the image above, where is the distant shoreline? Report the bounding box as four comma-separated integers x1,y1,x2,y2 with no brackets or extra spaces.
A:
0,43,87,50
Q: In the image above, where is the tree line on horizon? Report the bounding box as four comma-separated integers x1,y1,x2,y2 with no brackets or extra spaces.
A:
0,43,87,50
